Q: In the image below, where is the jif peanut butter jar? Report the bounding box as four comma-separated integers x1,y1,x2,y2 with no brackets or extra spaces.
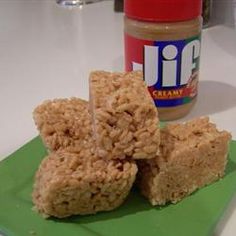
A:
124,0,202,121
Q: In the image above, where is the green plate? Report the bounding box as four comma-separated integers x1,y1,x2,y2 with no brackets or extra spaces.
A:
1,137,236,236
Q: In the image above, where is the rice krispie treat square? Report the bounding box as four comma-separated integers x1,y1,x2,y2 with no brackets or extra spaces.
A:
33,149,137,218
89,71,160,160
138,117,231,205
33,98,91,152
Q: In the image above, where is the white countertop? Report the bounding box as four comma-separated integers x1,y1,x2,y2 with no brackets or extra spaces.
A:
0,0,236,235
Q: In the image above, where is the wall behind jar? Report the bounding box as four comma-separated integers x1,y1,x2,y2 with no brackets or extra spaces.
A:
212,0,236,27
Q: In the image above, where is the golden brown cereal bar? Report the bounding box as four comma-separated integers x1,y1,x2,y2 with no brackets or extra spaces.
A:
33,98,91,152
89,71,160,160
32,149,137,218
138,117,231,205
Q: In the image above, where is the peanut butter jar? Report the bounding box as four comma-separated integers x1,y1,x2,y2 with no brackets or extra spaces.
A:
124,0,202,121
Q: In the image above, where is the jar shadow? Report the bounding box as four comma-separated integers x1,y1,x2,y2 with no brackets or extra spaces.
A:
207,25,236,58
181,80,236,120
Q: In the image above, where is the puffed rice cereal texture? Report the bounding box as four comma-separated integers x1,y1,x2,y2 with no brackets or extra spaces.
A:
32,150,137,218
138,117,231,205
33,98,91,152
89,71,160,160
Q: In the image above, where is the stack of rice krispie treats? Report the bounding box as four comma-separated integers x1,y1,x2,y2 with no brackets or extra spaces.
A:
32,71,160,218
32,71,231,218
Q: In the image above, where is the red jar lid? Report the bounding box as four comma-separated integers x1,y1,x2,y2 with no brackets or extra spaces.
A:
124,0,202,22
